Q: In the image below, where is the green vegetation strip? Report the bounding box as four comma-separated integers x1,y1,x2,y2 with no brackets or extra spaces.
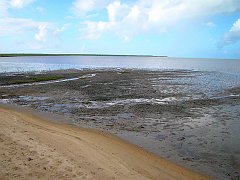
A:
14,75,65,84
0,53,167,57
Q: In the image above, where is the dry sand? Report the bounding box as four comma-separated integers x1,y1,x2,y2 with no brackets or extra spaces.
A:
0,105,209,180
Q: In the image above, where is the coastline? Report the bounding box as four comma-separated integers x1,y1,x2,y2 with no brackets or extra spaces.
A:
0,53,167,58
0,104,208,179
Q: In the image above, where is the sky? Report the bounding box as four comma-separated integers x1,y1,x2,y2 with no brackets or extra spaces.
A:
0,0,240,58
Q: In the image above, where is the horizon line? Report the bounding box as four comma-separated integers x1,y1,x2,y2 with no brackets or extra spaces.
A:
0,53,240,60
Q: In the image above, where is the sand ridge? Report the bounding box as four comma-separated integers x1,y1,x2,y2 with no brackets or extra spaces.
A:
0,105,209,179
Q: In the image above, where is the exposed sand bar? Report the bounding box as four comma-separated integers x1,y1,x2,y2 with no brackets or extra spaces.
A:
0,105,209,180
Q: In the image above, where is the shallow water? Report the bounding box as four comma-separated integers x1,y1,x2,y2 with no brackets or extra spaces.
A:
0,56,240,73
1,56,240,98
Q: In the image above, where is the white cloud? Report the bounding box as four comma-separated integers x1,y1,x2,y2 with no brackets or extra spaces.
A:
10,0,35,9
35,24,48,42
107,1,129,22
0,17,66,47
81,21,112,39
72,0,111,17
218,18,240,48
0,18,68,51
0,0,66,51
79,0,240,40
53,24,69,35
0,0,49,40
0,0,35,17
143,0,240,23
0,18,49,35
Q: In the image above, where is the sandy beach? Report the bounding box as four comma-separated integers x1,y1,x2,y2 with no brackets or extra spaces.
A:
0,105,209,179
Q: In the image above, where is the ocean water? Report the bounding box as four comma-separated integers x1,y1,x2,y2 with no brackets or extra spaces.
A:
0,56,240,73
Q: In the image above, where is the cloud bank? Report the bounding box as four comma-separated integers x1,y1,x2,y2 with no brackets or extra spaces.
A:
73,0,240,40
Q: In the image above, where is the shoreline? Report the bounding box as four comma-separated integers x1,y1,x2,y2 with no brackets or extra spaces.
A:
0,104,208,179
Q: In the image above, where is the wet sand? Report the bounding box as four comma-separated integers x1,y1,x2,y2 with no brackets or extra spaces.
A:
0,105,208,179
0,69,240,179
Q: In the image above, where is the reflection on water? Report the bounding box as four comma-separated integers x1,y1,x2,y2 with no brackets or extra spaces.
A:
0,56,240,73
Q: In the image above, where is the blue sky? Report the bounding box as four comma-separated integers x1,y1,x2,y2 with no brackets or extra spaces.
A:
0,0,240,58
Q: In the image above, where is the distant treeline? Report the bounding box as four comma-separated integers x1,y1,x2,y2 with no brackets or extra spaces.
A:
0,53,167,57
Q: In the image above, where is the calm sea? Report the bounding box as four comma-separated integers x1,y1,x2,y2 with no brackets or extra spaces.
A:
0,56,240,73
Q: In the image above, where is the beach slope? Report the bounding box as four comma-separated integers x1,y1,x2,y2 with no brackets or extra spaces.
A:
0,106,208,179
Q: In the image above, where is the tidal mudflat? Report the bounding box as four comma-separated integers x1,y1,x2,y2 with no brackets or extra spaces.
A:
0,69,240,179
